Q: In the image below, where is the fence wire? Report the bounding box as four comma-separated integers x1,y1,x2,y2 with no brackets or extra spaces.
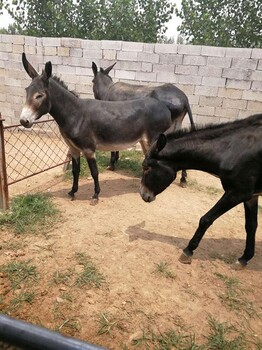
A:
3,119,70,186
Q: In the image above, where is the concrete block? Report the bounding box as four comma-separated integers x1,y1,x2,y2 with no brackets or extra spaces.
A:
218,88,243,100
83,49,102,60
141,62,152,72
44,46,57,56
62,37,81,48
81,40,101,50
70,48,83,57
242,90,262,102
177,44,202,55
159,53,183,65
214,107,239,119
122,41,143,52
103,50,116,60
175,65,198,75
247,100,262,112
137,52,159,63
176,84,195,95
115,70,136,80
56,65,76,75
153,63,174,73
177,74,202,85
12,44,24,54
201,46,226,57
117,51,138,61
101,40,122,50
43,37,61,47
183,55,207,66
25,36,37,46
119,61,141,71
0,42,12,52
195,114,218,125
226,79,251,90
155,43,177,54
199,96,223,107
24,46,37,55
194,85,218,97
222,98,247,109
43,55,62,65
63,56,90,67
187,94,200,105
193,105,215,116
238,110,255,119
11,35,25,45
136,71,156,82
226,47,251,58
156,71,178,84
207,56,232,68
231,58,258,70
58,47,70,57
59,74,80,84
258,60,262,70
4,60,21,70
251,48,262,59
76,67,93,76
250,70,262,81
222,68,252,80
251,81,262,91
143,43,155,53
202,76,226,87
0,52,9,60
198,66,223,77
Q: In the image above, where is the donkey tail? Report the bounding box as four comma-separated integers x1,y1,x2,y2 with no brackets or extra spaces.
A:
185,100,196,130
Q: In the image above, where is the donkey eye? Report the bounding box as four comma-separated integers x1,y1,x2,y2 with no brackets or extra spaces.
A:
36,94,43,100
143,166,150,174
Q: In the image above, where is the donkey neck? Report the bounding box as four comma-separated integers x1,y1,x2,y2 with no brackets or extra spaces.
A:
48,79,80,127
164,135,222,175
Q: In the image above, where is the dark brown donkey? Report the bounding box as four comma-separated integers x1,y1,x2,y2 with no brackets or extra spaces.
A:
92,62,196,186
20,53,177,204
140,114,262,268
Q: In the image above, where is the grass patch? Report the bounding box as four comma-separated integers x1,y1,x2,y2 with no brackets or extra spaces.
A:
215,273,257,318
153,261,176,280
205,317,246,350
97,312,119,335
75,252,105,288
0,260,38,289
0,193,58,234
52,269,75,286
65,150,143,180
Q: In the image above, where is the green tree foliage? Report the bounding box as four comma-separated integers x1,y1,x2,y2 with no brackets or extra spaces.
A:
4,0,174,42
176,0,262,48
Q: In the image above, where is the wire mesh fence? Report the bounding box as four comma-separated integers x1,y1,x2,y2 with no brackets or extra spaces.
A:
0,116,71,209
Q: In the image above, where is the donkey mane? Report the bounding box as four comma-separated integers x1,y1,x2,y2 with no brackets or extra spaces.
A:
166,113,262,141
51,75,79,97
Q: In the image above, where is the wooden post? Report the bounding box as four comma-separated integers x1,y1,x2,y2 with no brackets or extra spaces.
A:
0,114,9,210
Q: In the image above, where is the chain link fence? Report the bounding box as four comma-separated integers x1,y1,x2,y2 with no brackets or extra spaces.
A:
0,115,71,209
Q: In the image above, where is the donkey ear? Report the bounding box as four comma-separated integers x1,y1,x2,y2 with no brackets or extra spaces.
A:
156,134,167,153
43,61,52,80
104,62,116,75
22,52,38,79
92,62,98,76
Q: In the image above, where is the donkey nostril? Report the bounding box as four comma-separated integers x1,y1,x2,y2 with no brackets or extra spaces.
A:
20,119,30,127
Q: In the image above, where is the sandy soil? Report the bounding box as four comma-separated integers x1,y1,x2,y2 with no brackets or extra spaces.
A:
1,167,262,349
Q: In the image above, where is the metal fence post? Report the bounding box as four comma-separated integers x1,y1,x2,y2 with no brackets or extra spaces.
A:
0,114,9,210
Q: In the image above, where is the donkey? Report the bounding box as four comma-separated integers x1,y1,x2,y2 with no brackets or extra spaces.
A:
140,114,262,267
92,62,196,187
20,53,176,204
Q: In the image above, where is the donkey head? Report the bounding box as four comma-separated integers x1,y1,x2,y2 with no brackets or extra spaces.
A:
20,53,52,128
92,61,116,100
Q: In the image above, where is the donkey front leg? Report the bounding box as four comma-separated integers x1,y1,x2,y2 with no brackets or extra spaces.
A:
68,154,80,200
84,154,100,205
179,191,245,265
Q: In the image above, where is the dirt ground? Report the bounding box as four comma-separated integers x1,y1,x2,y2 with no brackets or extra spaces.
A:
1,167,262,349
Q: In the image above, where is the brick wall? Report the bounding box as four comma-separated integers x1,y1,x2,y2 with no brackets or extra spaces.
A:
0,34,261,126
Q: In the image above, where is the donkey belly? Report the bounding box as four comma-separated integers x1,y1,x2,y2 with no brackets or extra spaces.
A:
96,136,145,151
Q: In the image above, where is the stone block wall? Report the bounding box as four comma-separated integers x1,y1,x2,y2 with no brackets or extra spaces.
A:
0,34,261,126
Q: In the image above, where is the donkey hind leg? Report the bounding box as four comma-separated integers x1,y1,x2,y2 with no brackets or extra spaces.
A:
236,196,258,268
179,191,246,265
84,153,100,205
108,151,119,171
68,153,80,200
173,113,187,188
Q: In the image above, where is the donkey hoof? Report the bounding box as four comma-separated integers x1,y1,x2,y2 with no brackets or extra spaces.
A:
179,252,192,264
107,165,115,171
231,260,247,270
90,198,99,206
68,191,75,200
179,181,187,188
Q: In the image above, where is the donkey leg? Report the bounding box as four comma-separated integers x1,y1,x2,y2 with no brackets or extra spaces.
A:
108,151,119,171
179,170,187,188
68,154,80,200
235,196,258,268
179,191,245,264
85,156,100,205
